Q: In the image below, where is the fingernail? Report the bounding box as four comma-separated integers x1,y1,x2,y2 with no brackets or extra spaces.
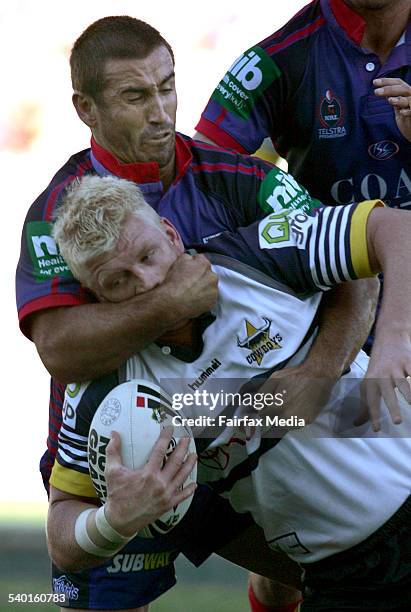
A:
374,88,383,94
373,79,382,85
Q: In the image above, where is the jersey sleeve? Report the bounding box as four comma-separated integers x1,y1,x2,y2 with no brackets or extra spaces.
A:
49,372,119,498
15,152,94,339
249,199,384,293
195,3,320,153
190,139,321,231
204,200,383,294
16,218,93,338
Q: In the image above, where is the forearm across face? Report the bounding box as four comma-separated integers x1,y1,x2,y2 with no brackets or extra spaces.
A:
30,253,218,384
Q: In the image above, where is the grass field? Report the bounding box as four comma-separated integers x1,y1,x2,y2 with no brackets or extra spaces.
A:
0,503,249,612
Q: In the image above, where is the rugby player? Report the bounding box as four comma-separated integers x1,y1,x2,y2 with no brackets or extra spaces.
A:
195,0,411,209
195,4,411,602
16,15,379,612
47,174,411,611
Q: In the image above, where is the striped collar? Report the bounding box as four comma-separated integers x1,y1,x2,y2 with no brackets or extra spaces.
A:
328,0,366,45
90,133,192,186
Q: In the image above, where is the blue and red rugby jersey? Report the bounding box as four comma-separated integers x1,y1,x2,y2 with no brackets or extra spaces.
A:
196,0,411,209
16,132,318,488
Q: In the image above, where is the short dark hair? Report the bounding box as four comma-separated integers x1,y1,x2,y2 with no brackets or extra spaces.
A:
70,16,174,101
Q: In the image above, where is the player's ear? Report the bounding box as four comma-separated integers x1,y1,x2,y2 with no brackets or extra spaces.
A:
161,218,184,252
72,91,98,128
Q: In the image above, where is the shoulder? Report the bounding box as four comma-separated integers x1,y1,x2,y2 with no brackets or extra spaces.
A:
187,135,273,188
24,148,93,225
62,372,120,436
259,0,324,61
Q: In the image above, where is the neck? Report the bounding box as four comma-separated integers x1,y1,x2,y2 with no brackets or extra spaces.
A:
159,154,176,192
160,319,193,346
346,1,410,62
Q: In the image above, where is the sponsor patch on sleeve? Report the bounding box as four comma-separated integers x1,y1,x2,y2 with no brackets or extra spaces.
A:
211,46,281,120
26,221,73,282
258,208,315,250
258,168,321,214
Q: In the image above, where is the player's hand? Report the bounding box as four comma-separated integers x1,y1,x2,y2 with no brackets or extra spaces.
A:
355,330,411,431
211,364,335,446
104,429,197,537
161,253,218,324
374,78,411,142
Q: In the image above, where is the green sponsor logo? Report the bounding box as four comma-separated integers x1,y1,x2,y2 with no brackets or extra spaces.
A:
258,168,321,214
211,46,281,120
259,207,315,250
26,221,72,282
66,383,82,399
260,210,292,244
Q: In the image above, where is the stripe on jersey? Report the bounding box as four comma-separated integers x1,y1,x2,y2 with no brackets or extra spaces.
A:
57,445,88,472
50,462,96,498
265,15,326,55
308,201,380,289
350,200,383,278
191,162,265,179
43,160,92,222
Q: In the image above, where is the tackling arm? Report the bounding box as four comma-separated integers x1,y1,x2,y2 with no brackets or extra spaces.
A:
30,254,217,384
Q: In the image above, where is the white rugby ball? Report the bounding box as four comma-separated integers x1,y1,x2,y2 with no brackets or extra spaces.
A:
88,379,197,538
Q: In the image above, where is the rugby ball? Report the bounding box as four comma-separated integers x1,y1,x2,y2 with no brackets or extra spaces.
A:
88,379,197,538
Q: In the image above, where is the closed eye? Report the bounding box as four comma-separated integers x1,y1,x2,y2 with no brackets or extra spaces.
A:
111,275,128,289
141,249,156,263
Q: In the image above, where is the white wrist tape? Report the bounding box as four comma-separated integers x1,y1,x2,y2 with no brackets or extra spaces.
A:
75,508,127,557
95,506,133,545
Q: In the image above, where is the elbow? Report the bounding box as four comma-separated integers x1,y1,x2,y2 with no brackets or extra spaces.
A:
29,309,75,384
48,548,75,574
35,339,72,385
30,330,73,385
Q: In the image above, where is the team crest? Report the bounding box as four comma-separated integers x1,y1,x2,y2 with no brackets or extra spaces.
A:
318,90,346,139
368,140,399,161
237,317,282,366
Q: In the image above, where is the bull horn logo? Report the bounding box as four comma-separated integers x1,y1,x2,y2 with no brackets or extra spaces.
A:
237,317,271,349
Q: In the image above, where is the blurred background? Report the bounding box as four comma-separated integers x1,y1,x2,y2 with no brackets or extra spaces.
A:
1,0,305,609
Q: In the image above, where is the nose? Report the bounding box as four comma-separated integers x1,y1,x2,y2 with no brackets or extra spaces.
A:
132,265,165,294
147,93,168,124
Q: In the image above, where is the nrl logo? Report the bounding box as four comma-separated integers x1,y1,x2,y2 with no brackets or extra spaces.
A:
237,317,282,366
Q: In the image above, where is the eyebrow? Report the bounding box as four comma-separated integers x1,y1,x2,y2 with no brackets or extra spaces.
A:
120,71,175,95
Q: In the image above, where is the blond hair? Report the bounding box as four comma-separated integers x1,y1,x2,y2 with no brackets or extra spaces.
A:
53,174,162,284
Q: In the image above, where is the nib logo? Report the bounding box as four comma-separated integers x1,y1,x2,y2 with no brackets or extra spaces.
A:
212,45,281,119
228,51,263,90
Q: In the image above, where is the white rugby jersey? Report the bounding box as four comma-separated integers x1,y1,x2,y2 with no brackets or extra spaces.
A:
51,199,411,562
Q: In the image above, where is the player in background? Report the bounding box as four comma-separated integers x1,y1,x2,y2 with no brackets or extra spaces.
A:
195,0,411,209
47,174,411,611
16,15,379,612
194,2,410,606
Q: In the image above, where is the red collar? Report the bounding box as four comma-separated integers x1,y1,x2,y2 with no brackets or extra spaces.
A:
329,0,366,45
90,133,192,186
